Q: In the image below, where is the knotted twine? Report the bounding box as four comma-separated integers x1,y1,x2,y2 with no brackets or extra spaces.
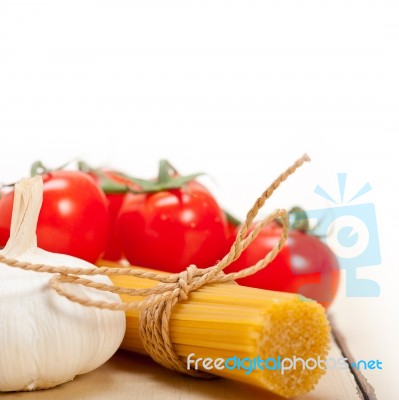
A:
0,154,310,378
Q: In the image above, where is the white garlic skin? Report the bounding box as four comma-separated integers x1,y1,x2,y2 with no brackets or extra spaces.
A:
0,248,126,391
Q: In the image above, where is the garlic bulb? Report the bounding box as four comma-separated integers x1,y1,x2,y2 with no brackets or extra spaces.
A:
0,176,126,391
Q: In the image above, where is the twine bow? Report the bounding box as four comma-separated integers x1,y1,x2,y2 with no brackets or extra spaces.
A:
0,154,310,377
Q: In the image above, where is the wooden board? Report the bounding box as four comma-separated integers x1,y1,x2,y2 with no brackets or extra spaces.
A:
1,334,371,400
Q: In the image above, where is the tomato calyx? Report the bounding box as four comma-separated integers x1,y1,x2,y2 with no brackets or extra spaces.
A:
287,206,310,232
143,160,202,192
77,160,133,194
273,206,309,232
231,206,317,235
224,210,241,227
77,159,203,195
30,160,133,194
271,206,325,238
288,206,327,238
125,160,204,194
30,160,73,178
0,160,75,188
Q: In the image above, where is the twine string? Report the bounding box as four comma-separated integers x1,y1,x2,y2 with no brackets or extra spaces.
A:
0,153,310,376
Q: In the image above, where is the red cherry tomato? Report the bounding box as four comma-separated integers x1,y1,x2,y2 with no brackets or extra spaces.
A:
225,220,340,308
118,181,229,273
0,171,109,263
86,170,137,261
102,192,125,261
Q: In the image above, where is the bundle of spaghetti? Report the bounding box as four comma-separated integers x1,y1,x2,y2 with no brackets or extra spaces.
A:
103,259,330,398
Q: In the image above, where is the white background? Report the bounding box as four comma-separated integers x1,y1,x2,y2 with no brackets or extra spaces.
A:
1,1,398,398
